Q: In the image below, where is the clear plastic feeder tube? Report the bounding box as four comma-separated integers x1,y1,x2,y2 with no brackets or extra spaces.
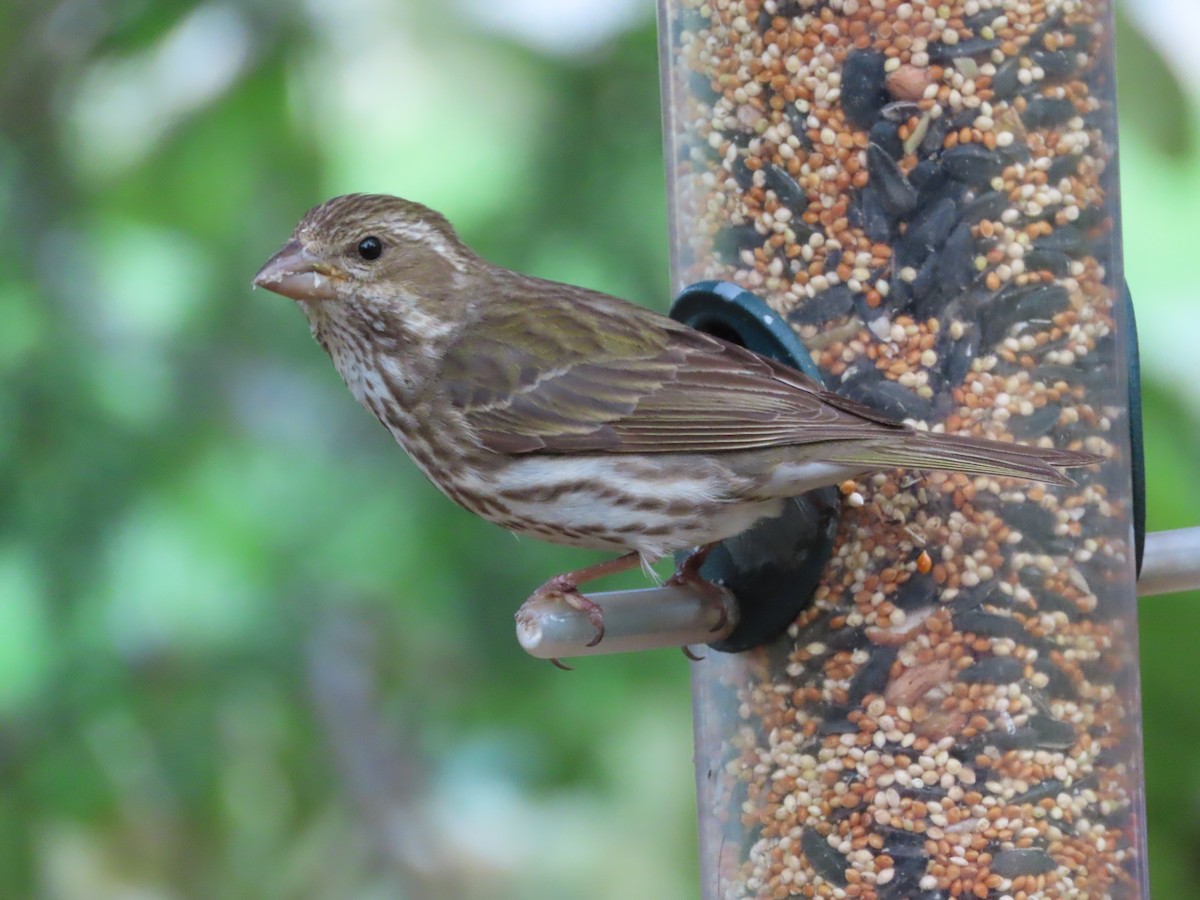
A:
657,0,1147,897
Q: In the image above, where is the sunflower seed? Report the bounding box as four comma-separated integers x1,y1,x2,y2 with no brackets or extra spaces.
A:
927,37,1000,63
1011,778,1067,805
841,49,889,129
957,190,1009,225
932,221,976,294
1023,248,1072,277
1047,153,1082,182
1031,49,1077,80
1029,715,1076,749
789,284,857,325
992,849,1057,878
847,645,898,703
991,56,1023,100
902,197,958,261
869,118,904,159
714,224,763,260
941,143,1004,184
1022,97,1077,129
1034,224,1088,256
763,162,808,213
952,610,1029,642
960,656,1024,684
1008,403,1063,439
869,143,919,216
894,571,938,610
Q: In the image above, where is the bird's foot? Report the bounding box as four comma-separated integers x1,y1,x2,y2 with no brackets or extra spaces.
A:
520,552,642,653
526,573,608,647
667,543,728,634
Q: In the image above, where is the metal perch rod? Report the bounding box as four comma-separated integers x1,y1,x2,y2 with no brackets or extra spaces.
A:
1137,526,1200,598
517,527,1200,660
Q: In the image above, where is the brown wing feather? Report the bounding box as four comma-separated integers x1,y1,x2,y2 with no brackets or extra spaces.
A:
439,279,906,455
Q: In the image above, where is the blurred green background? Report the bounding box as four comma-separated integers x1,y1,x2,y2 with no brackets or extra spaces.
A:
1,1,1197,897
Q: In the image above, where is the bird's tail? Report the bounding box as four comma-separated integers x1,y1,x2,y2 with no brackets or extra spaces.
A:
830,432,1105,486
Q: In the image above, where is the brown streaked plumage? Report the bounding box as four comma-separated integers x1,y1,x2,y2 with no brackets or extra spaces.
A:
253,193,1103,644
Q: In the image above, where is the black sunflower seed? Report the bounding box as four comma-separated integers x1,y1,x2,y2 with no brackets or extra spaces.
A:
880,854,934,900
818,711,859,735
917,172,969,211
952,611,1029,643
1015,283,1070,322
928,37,1000,63
858,185,895,242
908,158,941,189
870,118,905,159
894,571,938,610
1029,715,1076,749
841,48,889,129
1047,152,1082,182
789,284,857,325
932,220,977,292
792,290,859,328
1011,778,1066,805
945,321,984,384
963,9,999,33
713,224,763,260
992,848,1057,878
801,827,850,886
1008,403,1063,439
941,143,1004,184
847,645,898,704
866,380,935,421
991,56,1024,100
908,253,940,312
960,656,1024,684
1022,96,1077,129
869,143,919,216
1031,49,1077,80
730,155,755,189
763,162,808,213
1033,659,1078,698
1023,248,1072,277
902,197,958,261
920,114,951,155
957,190,1009,225
1033,224,1088,256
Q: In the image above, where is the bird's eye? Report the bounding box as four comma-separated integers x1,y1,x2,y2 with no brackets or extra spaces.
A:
356,236,383,260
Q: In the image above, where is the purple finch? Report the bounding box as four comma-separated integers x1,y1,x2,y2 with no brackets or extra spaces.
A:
254,193,1100,643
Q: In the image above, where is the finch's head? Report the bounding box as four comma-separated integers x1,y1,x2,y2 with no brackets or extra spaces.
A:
253,193,477,314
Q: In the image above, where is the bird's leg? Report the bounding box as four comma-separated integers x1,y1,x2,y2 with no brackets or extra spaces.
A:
668,543,715,587
667,543,729,634
524,551,642,647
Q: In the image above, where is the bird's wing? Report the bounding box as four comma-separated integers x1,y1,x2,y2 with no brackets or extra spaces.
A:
440,287,907,455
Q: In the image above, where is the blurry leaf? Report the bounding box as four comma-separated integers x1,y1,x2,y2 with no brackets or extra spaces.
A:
1117,9,1193,158
0,547,53,715
85,496,266,659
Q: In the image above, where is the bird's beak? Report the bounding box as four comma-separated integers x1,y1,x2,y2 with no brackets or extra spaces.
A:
253,240,344,302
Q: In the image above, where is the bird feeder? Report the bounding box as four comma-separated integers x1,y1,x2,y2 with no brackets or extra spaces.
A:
659,1,1148,897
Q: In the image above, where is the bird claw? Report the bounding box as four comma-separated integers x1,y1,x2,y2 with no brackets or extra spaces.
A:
528,576,606,647
667,542,715,588
707,601,729,635
668,543,728,634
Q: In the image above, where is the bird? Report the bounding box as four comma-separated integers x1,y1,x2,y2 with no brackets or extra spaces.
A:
253,193,1103,644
